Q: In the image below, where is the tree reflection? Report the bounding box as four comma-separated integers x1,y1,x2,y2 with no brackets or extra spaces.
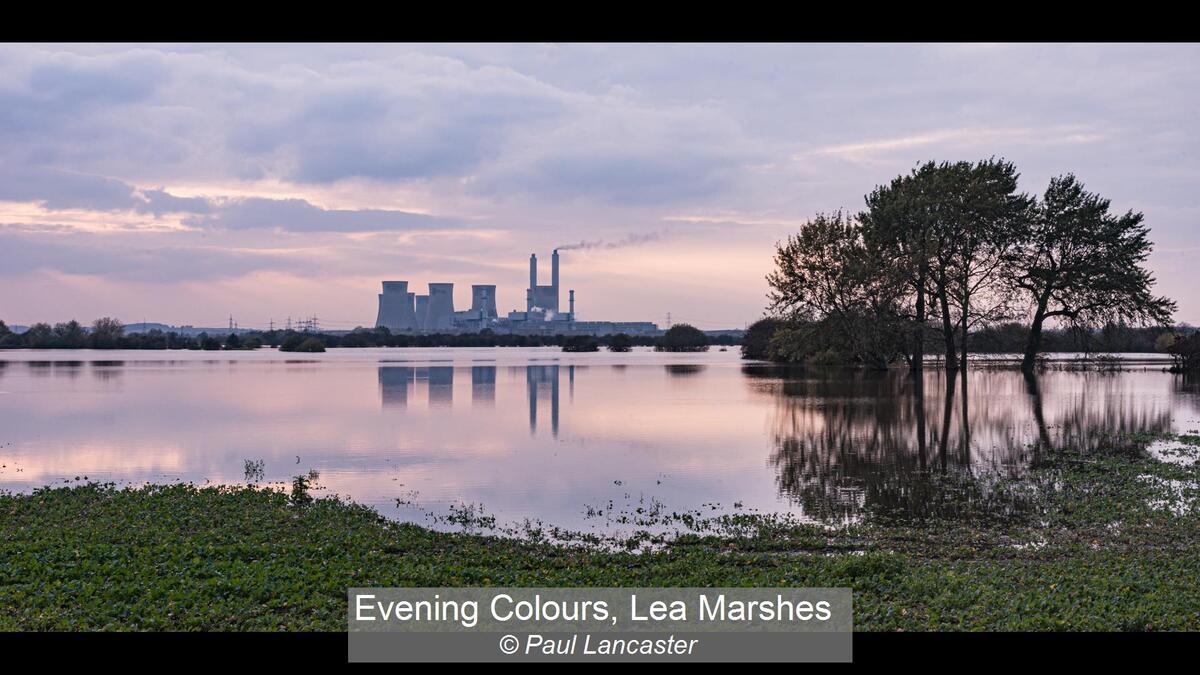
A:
745,365,1176,523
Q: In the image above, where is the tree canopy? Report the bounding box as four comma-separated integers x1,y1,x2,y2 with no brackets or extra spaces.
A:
655,324,709,352
764,160,1175,370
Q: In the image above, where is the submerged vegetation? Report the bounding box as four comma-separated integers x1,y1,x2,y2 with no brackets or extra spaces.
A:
2,432,1196,631
654,324,709,352
279,334,326,353
561,335,600,352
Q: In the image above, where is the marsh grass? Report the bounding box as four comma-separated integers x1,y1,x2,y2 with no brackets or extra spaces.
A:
1,433,1197,631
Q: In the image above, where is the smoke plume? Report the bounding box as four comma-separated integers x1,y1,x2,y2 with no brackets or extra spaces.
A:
556,231,663,251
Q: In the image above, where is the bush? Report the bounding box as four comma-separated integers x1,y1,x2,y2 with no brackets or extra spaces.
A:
279,334,305,351
607,333,633,352
655,324,709,352
1166,332,1200,372
766,320,850,365
89,317,124,349
1155,332,1179,353
562,335,599,352
741,317,782,360
286,337,326,353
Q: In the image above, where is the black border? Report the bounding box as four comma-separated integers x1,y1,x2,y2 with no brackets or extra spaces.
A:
1,631,1195,666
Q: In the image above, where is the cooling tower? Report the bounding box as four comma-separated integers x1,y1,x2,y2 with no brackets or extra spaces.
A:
471,284,498,319
414,295,429,330
426,283,455,331
375,281,418,332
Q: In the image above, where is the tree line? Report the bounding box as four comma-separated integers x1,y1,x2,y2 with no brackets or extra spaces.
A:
0,318,264,351
752,159,1178,372
0,319,736,351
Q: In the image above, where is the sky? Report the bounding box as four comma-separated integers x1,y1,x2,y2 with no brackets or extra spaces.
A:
1,43,1198,330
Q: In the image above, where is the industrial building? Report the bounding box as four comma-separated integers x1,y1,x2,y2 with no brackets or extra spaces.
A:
374,250,659,336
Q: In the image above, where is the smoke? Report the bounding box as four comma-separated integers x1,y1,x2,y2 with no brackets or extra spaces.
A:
556,231,664,251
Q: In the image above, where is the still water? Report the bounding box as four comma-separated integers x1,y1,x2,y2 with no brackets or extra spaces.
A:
1,348,1197,536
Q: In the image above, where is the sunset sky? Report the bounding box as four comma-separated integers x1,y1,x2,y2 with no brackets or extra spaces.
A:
2,43,1198,330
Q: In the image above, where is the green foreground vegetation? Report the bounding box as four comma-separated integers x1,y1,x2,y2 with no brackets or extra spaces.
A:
2,433,1197,631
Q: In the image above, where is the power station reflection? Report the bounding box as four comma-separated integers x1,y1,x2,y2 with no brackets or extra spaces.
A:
526,365,560,437
378,364,568,437
378,366,414,407
377,365,459,409
472,365,496,407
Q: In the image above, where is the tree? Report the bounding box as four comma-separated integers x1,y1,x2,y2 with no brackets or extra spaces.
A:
89,317,124,348
0,320,18,349
767,212,907,369
740,318,782,360
295,337,326,353
279,334,305,351
1166,332,1200,372
655,324,709,352
940,158,1032,368
1007,175,1176,371
863,160,1030,371
53,320,87,348
861,162,940,371
607,333,633,353
562,335,599,352
280,334,325,352
23,322,53,348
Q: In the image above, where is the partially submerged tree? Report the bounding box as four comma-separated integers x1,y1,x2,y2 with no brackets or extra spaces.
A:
655,324,709,352
767,212,907,369
1006,175,1176,371
607,333,633,353
562,335,599,352
1166,332,1200,372
861,159,1030,371
740,317,782,360
861,162,940,371
940,159,1032,367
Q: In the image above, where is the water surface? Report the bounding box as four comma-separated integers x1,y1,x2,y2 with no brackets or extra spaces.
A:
1,348,1196,536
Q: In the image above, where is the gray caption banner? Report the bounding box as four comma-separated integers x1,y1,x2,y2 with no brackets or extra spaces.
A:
347,587,852,662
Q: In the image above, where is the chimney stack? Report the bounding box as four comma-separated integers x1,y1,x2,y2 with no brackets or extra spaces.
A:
552,249,560,294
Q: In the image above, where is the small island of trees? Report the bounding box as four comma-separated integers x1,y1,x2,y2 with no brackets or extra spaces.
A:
654,324,709,352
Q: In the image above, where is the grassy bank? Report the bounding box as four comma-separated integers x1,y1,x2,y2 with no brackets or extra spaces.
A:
2,434,1198,631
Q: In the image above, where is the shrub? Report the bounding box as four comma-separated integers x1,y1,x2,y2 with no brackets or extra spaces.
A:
562,335,599,352
289,474,313,507
654,324,708,352
741,317,782,360
296,337,326,352
1166,332,1200,372
279,334,325,352
607,333,633,352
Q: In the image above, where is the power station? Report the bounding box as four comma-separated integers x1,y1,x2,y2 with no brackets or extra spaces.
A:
374,249,658,336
